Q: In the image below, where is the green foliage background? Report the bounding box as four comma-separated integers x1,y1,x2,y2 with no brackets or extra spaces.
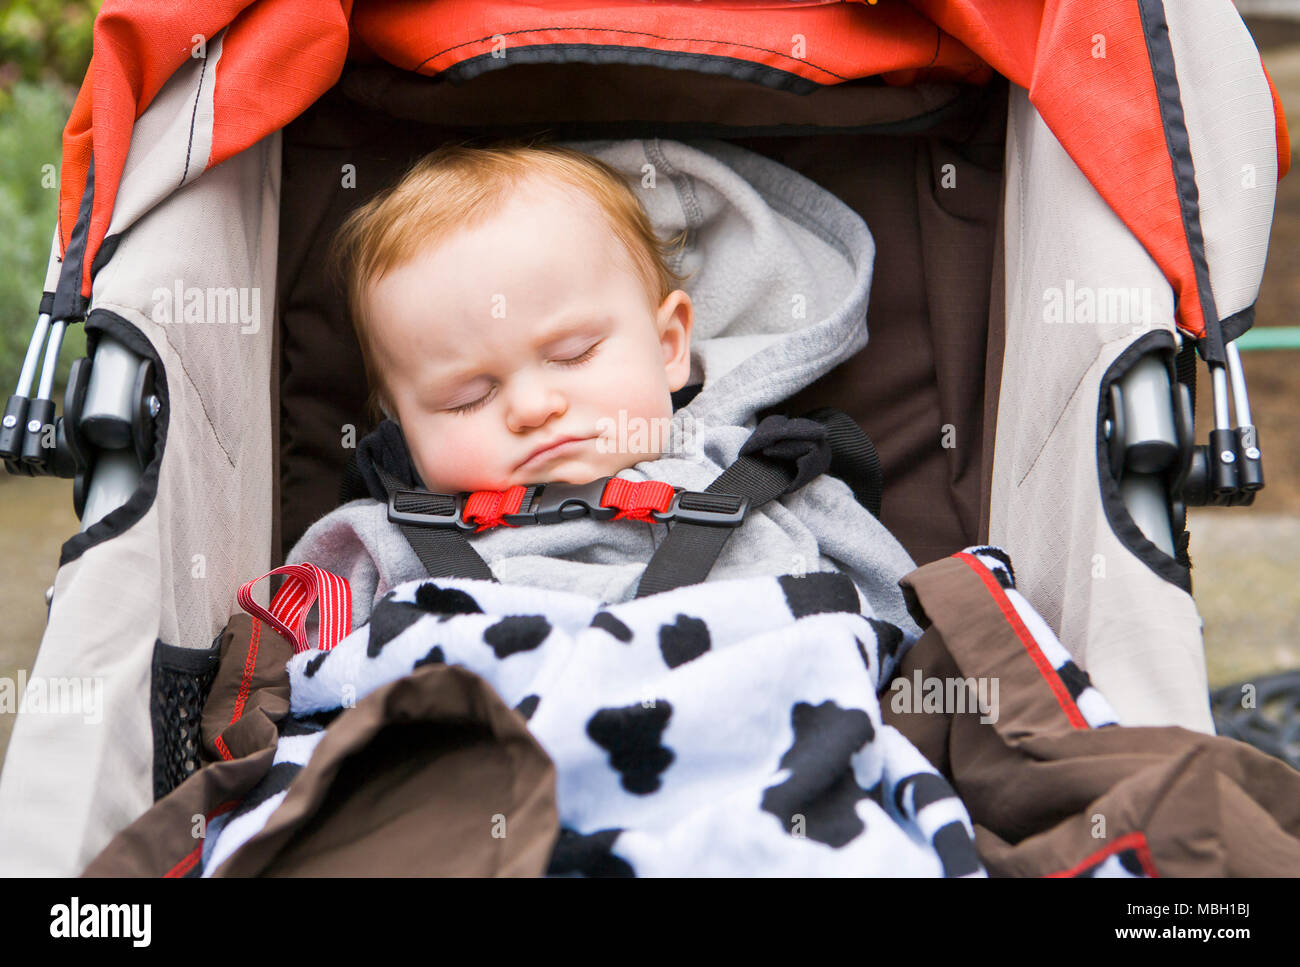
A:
0,0,102,394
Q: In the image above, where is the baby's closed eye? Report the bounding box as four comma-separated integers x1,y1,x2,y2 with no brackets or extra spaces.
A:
554,341,601,366
444,341,602,415
448,389,496,415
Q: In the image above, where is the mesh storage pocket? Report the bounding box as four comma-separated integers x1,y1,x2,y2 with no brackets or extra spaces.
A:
150,638,222,801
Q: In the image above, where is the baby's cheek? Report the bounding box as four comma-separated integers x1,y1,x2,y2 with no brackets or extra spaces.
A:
602,354,662,416
457,423,518,487
409,423,475,490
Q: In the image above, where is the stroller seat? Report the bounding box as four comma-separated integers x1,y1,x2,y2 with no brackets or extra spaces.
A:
0,0,1287,876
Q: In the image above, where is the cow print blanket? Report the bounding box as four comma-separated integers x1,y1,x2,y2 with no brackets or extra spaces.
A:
203,569,985,877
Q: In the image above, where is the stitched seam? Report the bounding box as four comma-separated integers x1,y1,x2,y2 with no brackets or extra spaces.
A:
181,51,210,187
645,139,704,274
414,26,848,80
1013,359,1098,488
230,619,261,726
96,300,239,469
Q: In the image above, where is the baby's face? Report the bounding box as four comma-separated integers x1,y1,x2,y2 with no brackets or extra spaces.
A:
365,177,694,494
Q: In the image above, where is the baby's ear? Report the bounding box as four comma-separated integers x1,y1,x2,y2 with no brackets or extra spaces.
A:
658,290,693,392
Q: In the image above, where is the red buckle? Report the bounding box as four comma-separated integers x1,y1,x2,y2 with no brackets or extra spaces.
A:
600,478,675,522
459,478,675,530
462,485,527,532
390,478,748,531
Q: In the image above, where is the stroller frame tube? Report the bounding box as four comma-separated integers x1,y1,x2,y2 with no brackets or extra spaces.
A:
15,313,51,398
80,336,144,450
1225,341,1253,429
35,319,66,402
1120,472,1176,557
77,335,145,530
79,449,142,531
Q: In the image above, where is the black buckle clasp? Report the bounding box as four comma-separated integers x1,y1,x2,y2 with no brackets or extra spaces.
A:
386,479,750,530
653,490,748,527
507,479,619,525
388,489,476,532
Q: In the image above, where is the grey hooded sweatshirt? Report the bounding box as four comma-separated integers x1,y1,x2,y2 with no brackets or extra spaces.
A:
288,138,923,640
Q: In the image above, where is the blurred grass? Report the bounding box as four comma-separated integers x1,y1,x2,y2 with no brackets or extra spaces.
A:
0,1,97,93
0,0,100,396
0,80,86,392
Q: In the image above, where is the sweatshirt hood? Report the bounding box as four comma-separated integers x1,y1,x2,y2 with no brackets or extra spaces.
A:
563,138,875,430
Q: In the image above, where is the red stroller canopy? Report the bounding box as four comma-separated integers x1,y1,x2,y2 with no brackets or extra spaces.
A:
57,0,1289,351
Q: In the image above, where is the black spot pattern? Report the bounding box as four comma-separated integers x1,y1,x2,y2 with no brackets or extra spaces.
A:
1118,848,1146,876
1056,660,1091,702
761,700,875,848
893,773,955,816
237,762,302,815
586,702,675,795
279,710,337,737
968,546,1016,586
658,614,710,669
546,827,634,877
854,636,873,673
514,694,540,721
993,568,1014,591
366,583,487,658
932,821,982,878
590,611,633,643
414,582,484,619
867,618,904,662
778,572,860,617
304,652,329,678
413,645,445,669
367,599,424,658
1074,848,1145,878
484,615,551,659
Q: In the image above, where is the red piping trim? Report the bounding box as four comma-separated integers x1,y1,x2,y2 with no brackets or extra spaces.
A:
1045,831,1160,878
163,799,243,877
230,618,261,728
954,552,1088,730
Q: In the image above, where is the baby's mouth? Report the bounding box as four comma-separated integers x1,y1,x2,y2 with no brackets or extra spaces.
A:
517,436,593,472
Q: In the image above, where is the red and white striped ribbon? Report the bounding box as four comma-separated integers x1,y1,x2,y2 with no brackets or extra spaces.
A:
235,563,352,654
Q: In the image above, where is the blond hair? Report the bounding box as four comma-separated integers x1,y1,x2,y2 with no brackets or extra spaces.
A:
330,138,691,421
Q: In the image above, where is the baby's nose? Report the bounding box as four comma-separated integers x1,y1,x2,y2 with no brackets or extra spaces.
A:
505,379,567,431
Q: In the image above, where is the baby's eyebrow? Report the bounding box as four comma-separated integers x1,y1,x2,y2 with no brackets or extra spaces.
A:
535,315,608,351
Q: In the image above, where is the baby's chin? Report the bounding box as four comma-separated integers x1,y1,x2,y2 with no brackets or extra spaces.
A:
517,453,661,488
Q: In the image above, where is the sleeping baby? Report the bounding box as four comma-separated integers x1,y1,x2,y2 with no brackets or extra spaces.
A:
291,137,924,640
338,141,695,495
205,138,980,876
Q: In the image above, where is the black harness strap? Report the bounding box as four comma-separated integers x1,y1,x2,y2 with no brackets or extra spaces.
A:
374,466,498,582
633,452,794,598
633,414,832,598
352,408,881,593
805,406,883,520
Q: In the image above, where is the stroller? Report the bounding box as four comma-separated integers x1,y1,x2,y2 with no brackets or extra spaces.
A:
0,0,1289,875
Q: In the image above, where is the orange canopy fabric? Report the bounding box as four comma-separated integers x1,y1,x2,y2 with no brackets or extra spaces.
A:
58,0,1290,345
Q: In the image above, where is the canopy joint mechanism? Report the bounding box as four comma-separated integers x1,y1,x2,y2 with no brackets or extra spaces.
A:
2,310,157,527
1103,336,1263,562
1170,341,1264,511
